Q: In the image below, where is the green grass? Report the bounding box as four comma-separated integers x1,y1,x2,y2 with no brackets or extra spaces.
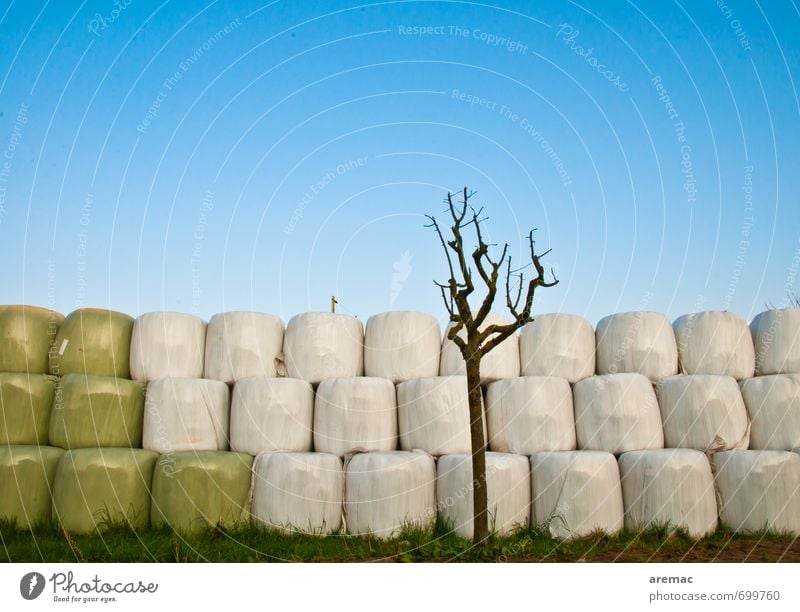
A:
1,518,797,562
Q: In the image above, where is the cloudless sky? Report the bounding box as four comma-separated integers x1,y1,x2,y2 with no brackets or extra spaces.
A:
0,0,798,327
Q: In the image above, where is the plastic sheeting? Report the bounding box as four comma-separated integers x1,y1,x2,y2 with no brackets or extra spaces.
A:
150,451,253,532
596,311,678,380
230,377,313,455
50,308,134,379
282,313,364,383
656,375,749,451
0,372,57,445
618,449,718,537
204,312,284,383
573,373,664,454
52,448,158,533
397,376,484,456
530,451,624,539
486,376,575,454
130,312,206,381
439,313,519,383
0,305,63,374
48,374,146,449
345,451,436,539
314,377,398,456
519,314,595,382
251,452,343,534
436,452,530,539
741,374,800,450
673,311,754,379
142,378,230,453
365,311,441,383
0,445,64,529
713,450,800,534
750,309,800,375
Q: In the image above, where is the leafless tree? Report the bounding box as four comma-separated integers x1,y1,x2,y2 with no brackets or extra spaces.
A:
426,187,558,544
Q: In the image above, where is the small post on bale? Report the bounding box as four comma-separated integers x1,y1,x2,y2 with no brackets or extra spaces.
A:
331,295,338,313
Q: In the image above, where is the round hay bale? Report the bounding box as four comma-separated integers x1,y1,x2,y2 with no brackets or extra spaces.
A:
204,311,284,383
0,305,63,374
673,311,754,379
251,452,343,534
50,308,134,378
440,313,519,383
130,312,206,381
230,377,313,454
741,374,800,450
0,445,64,529
0,372,57,445
486,376,575,454
520,313,595,382
314,377,397,456
596,311,678,380
365,311,441,384
282,313,363,383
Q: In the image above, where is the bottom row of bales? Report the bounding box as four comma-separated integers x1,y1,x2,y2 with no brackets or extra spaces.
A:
1,447,799,539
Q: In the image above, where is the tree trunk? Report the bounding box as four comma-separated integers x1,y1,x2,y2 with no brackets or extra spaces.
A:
466,356,489,545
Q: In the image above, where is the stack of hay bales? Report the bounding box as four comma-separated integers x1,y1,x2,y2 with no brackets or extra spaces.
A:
4,303,800,541
0,307,63,529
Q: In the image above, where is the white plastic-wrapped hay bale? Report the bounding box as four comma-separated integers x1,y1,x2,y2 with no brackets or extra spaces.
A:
282,313,363,383
52,448,158,533
618,449,717,537
251,452,343,534
596,311,678,380
530,451,624,539
142,378,230,453
0,445,65,529
740,374,800,450
397,376,483,456
437,452,530,539
439,313,519,383
486,376,575,454
314,377,397,456
204,312,284,383
713,450,800,534
365,311,440,383
750,309,800,376
130,312,206,381
673,311,754,379
573,373,664,454
229,377,313,454
656,375,749,451
519,314,595,382
345,451,436,538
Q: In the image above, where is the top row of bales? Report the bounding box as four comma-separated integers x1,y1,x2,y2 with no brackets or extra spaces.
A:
0,305,798,383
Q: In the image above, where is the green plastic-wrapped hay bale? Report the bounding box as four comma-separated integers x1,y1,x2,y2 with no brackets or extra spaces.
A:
0,305,63,373
0,373,57,445
51,447,158,533
48,374,146,449
150,452,253,532
49,308,134,379
0,445,65,530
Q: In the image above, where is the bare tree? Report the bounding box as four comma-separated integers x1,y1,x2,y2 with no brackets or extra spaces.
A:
426,187,558,545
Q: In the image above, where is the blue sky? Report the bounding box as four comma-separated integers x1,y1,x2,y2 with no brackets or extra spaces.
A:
0,0,798,326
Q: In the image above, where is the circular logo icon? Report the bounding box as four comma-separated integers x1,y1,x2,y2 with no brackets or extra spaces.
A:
20,572,45,600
